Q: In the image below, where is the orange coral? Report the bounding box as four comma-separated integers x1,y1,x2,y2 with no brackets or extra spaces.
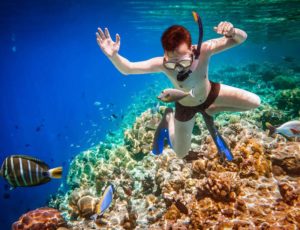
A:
164,204,181,220
236,138,271,178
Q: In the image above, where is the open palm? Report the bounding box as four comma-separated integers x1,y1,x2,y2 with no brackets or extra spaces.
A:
96,27,120,58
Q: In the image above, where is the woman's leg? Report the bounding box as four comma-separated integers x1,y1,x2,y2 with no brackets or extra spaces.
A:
205,105,249,116
167,112,196,158
206,83,261,116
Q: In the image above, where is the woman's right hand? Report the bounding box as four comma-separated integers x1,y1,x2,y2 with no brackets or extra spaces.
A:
96,27,120,58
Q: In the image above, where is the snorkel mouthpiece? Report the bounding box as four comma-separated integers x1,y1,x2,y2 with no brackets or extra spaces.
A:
177,11,203,82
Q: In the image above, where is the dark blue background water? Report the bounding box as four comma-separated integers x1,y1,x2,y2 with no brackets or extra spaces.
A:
0,0,150,227
0,0,298,228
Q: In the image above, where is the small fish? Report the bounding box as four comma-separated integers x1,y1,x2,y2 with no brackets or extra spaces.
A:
111,114,118,119
157,88,195,103
108,131,115,137
266,120,300,139
3,193,10,199
4,184,10,191
247,79,256,84
106,103,114,108
35,125,43,132
0,155,62,188
91,184,115,220
174,198,188,215
281,56,295,63
94,101,101,106
122,185,132,196
150,102,160,114
24,144,30,148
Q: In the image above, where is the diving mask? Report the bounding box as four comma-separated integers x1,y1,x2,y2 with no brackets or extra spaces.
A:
163,53,194,71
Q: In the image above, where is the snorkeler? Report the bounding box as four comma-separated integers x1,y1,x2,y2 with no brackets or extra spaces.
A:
96,12,261,160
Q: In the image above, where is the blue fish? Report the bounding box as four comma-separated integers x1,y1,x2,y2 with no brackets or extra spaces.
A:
91,184,115,220
152,108,173,155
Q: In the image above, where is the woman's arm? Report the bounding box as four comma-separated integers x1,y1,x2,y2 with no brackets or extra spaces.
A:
96,27,163,75
108,54,163,75
203,21,247,56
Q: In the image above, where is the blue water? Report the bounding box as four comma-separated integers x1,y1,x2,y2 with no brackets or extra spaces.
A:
0,0,299,229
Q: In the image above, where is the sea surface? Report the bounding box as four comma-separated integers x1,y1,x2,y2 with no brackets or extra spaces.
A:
0,0,299,229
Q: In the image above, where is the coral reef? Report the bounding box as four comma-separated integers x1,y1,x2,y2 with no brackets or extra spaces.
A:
46,62,300,229
272,75,300,89
49,104,300,229
124,109,163,160
275,88,300,116
12,207,67,230
260,105,289,129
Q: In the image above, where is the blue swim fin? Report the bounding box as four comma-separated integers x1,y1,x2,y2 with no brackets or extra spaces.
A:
201,112,233,161
152,108,173,155
214,130,233,161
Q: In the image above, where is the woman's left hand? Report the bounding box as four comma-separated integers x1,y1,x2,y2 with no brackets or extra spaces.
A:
213,21,235,38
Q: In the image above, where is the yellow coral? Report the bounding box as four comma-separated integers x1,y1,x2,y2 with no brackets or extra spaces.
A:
164,204,181,220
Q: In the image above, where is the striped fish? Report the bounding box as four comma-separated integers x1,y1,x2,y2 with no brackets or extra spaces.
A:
91,184,115,221
0,155,62,188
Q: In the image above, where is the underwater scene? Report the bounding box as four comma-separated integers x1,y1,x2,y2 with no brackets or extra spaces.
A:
0,0,300,229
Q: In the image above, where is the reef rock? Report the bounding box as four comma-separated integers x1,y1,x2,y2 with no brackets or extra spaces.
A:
270,142,300,176
12,207,67,230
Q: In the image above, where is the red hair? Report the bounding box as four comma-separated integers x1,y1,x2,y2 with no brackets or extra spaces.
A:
161,25,192,51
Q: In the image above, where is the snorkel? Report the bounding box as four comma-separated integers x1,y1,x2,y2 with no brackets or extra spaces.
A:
177,11,204,82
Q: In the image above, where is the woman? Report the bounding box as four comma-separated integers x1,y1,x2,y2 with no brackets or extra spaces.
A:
95,19,261,159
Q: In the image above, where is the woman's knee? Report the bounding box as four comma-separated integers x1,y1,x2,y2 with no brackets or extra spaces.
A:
248,93,261,109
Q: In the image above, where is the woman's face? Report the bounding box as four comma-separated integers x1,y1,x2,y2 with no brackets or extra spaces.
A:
163,42,193,72
164,42,192,61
